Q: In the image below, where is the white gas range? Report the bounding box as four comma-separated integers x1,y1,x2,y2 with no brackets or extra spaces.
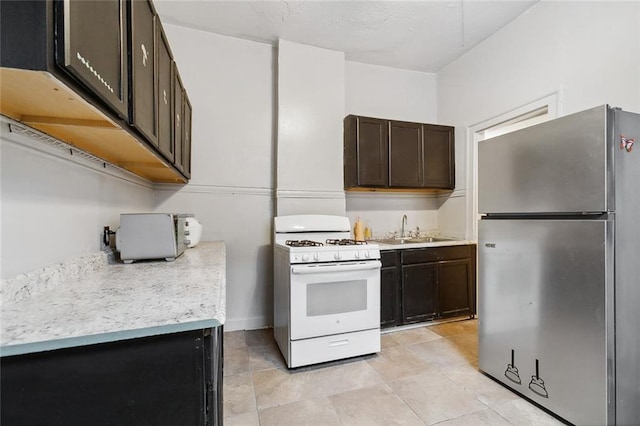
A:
273,215,381,368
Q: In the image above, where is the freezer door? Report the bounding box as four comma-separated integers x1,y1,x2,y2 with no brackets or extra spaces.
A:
478,105,611,214
478,218,613,425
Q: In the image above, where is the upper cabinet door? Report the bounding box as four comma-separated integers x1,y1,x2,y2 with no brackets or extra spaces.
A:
156,23,174,162
173,64,184,171
423,124,455,189
357,116,388,187
56,0,128,120
180,94,192,178
389,121,423,187
130,0,158,146
344,115,388,188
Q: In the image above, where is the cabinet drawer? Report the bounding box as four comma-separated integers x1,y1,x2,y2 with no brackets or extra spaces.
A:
401,245,471,264
381,250,398,267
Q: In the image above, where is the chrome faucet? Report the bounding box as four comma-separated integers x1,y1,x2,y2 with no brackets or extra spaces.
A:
401,214,408,238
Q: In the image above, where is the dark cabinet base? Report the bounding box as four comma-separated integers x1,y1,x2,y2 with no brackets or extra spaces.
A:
1,327,223,426
381,245,476,329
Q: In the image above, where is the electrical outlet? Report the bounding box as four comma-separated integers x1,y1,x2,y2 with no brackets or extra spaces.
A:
102,226,115,248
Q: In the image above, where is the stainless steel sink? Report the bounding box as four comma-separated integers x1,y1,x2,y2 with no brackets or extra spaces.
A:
374,237,455,245
414,237,455,243
375,238,413,244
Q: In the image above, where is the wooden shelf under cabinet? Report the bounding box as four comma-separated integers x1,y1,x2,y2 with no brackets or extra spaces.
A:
0,68,186,183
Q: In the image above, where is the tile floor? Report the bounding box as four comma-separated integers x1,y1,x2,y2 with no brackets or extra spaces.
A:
223,319,566,425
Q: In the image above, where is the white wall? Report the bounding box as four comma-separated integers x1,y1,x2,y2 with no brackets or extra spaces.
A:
157,24,275,331
437,0,640,238
345,61,438,123
344,61,443,236
345,193,439,239
276,39,346,216
0,119,154,280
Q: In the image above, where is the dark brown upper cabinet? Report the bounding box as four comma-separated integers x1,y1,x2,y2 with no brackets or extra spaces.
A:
344,115,455,191
56,0,129,120
423,124,455,189
180,93,192,178
0,0,191,183
173,64,185,172
389,120,423,187
156,22,174,163
344,116,388,187
130,0,158,146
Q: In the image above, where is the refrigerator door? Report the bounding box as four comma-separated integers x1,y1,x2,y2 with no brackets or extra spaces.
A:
478,218,613,426
478,105,612,214
613,108,640,425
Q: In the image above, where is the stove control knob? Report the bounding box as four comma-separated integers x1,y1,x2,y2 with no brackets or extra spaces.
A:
302,254,310,262
364,251,370,258
354,251,361,259
334,252,342,260
313,253,319,261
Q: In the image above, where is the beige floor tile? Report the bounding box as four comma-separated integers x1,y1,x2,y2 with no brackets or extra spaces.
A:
389,370,487,425
330,384,424,426
252,367,309,409
224,346,252,377
253,360,383,409
440,364,520,408
429,319,477,337
221,319,562,425
224,410,260,426
223,330,247,349
387,326,443,346
492,399,566,426
223,372,256,417
366,345,434,382
435,408,512,426
447,332,478,357
381,333,401,350
248,341,287,371
407,338,474,368
309,359,384,397
245,328,275,347
258,397,341,425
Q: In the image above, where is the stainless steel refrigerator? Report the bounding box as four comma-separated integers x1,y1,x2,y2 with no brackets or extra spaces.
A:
478,105,640,426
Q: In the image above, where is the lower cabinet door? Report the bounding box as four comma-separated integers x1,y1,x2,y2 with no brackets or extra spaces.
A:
438,259,472,318
1,330,213,426
380,266,400,328
402,263,437,323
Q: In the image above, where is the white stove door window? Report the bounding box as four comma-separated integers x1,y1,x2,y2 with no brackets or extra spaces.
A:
289,261,380,340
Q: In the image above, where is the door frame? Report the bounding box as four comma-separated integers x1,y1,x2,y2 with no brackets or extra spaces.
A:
465,92,561,241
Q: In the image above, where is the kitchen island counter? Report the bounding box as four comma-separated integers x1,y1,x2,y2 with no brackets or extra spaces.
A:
0,241,226,357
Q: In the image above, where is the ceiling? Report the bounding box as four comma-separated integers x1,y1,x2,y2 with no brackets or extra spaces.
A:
154,0,540,73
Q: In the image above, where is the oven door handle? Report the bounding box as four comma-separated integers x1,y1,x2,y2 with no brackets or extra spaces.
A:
291,261,381,275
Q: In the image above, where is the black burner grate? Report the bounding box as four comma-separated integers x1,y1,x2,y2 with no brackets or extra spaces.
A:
325,239,368,246
285,240,324,247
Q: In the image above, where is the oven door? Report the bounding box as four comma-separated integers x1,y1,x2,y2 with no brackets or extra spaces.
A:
289,260,381,340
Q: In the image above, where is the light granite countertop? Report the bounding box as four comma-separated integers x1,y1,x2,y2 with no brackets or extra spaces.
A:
0,241,226,357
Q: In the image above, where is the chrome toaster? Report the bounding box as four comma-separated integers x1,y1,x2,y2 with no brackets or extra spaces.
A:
115,213,193,263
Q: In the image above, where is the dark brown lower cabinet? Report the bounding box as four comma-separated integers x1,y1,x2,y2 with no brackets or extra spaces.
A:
380,251,401,328
0,327,223,426
380,245,476,329
438,258,474,318
402,263,438,324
